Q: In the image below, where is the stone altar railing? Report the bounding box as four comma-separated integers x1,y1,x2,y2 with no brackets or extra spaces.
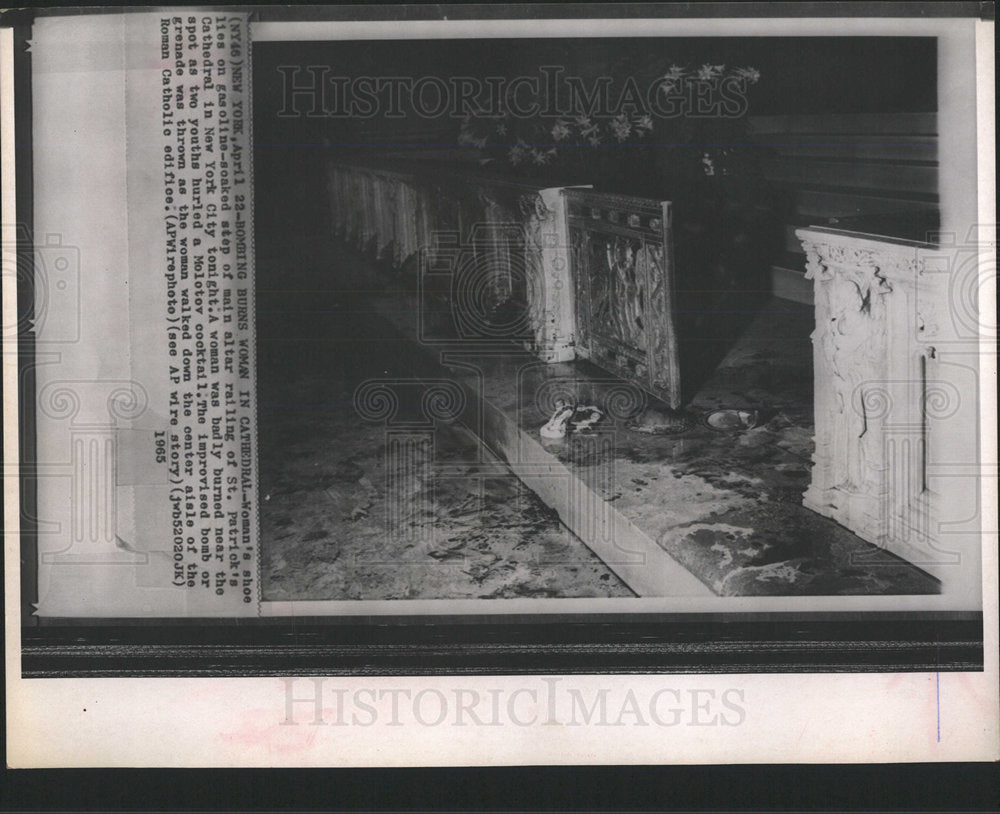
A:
326,161,577,363
796,226,960,582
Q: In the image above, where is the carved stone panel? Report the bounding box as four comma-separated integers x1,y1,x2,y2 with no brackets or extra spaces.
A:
797,227,940,572
566,190,680,407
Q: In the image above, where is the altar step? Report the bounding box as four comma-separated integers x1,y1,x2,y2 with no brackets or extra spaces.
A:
367,285,941,598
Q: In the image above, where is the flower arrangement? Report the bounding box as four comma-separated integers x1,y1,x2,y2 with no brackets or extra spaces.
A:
457,63,763,195
456,59,780,334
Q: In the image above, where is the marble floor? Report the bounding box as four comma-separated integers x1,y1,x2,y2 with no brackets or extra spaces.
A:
256,249,632,600
256,238,940,600
406,309,940,597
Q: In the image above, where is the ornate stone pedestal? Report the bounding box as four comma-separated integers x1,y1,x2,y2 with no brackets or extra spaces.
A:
797,227,946,576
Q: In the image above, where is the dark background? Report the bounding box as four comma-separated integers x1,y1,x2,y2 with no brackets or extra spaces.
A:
252,36,937,245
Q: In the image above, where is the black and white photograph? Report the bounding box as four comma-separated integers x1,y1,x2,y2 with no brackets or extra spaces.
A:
252,33,966,608
3,3,996,768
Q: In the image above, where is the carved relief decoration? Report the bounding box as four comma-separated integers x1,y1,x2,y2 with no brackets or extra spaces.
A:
327,163,574,362
566,189,679,407
798,229,930,555
519,192,554,355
